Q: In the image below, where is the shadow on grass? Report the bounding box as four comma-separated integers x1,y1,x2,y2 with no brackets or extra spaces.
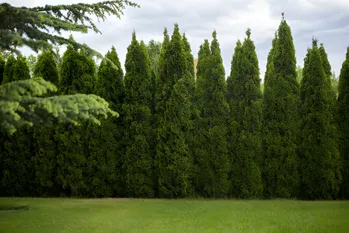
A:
0,205,29,212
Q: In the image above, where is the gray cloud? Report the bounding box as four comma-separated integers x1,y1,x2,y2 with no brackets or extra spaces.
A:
9,0,349,78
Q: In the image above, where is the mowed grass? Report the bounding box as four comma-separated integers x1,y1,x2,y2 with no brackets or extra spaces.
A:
0,198,349,233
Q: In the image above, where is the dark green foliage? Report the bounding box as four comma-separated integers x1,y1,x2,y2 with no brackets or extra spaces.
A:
227,29,263,198
96,46,124,110
299,40,341,200
263,19,300,198
194,31,230,197
182,33,195,77
0,128,35,197
338,47,349,198
0,1,139,56
155,28,170,119
34,50,59,85
59,45,96,94
181,33,196,167
32,124,58,196
0,54,4,84
123,33,154,197
155,24,193,198
55,46,98,196
85,46,124,197
2,55,16,84
13,55,30,81
227,40,243,105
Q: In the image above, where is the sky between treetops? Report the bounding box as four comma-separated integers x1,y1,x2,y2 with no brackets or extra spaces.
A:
9,0,349,80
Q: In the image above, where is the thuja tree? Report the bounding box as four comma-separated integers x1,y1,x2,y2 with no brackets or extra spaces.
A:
2,55,16,84
226,40,242,196
123,33,154,197
155,28,170,124
182,33,196,169
195,31,230,197
13,55,30,81
84,46,124,197
31,50,60,196
299,40,341,200
338,47,349,198
319,43,338,119
155,24,193,198
192,39,211,195
262,19,300,198
55,45,98,196
34,50,59,85
227,29,263,198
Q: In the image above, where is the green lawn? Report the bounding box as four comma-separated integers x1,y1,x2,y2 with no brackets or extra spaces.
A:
0,198,348,233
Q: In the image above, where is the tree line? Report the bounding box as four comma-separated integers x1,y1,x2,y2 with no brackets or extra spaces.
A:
1,19,349,200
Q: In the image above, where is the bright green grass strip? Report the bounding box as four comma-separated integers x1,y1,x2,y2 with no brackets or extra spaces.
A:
0,198,348,233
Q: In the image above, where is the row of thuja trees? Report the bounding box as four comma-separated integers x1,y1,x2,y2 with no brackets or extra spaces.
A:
1,19,349,199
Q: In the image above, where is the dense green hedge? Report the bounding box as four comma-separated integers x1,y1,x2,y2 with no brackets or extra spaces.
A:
0,21,348,199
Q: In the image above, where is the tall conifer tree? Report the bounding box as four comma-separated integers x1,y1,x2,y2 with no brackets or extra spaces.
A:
122,33,155,197
300,40,341,199
83,46,123,197
155,28,170,120
337,47,349,198
227,29,263,198
55,45,98,196
34,50,59,85
155,24,193,197
263,19,300,198
31,50,60,196
195,31,230,197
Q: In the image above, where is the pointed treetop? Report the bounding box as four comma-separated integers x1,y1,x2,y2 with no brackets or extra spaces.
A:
132,30,137,41
182,33,192,52
182,32,189,43
282,12,285,20
212,30,217,39
246,28,251,39
163,28,170,43
173,23,180,33
312,38,318,48
347,47,349,60
236,39,242,47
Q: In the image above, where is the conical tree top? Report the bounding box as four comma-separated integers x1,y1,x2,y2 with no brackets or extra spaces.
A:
172,24,180,38
312,38,318,48
319,42,332,77
163,28,169,39
132,30,137,41
236,40,242,47
246,28,251,39
212,30,217,39
182,33,191,51
211,30,221,54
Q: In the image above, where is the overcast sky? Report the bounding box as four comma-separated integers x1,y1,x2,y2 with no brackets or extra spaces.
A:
8,0,349,79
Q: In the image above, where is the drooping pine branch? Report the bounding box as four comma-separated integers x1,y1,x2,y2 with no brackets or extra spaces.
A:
0,78,118,134
0,1,139,56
